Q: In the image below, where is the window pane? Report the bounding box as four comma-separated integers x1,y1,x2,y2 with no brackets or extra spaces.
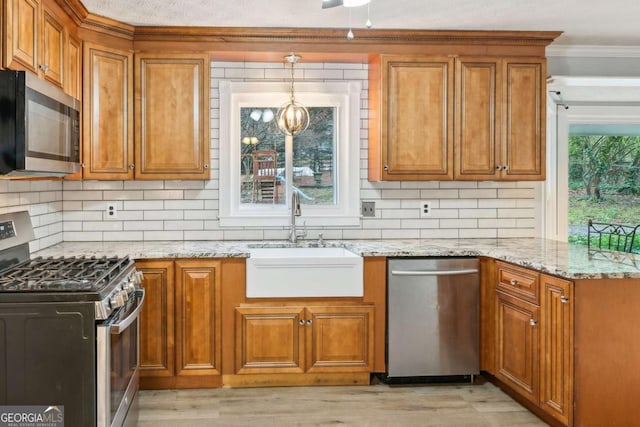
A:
239,107,285,205
292,107,336,206
239,106,336,207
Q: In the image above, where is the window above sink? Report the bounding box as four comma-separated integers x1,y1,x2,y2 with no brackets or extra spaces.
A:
218,81,362,227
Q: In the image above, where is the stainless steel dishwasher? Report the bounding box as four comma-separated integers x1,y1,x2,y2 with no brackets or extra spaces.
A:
387,257,479,380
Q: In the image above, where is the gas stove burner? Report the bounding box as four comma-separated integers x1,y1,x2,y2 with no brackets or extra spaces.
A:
0,255,133,293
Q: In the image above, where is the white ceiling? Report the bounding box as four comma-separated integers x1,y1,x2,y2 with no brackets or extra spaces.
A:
80,0,640,46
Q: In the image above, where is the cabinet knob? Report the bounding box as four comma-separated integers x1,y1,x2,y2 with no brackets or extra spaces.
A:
496,165,502,171
128,164,135,169
529,318,537,326
38,64,49,72
306,319,313,325
204,164,209,169
383,165,389,171
510,279,518,286
299,319,305,325
560,296,569,304
504,165,509,171
81,162,86,168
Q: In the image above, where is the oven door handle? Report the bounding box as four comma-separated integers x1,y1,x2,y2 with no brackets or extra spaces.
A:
111,289,145,335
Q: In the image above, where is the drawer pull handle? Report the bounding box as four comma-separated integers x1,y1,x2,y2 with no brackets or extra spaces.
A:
306,319,313,325
299,319,305,325
510,279,518,286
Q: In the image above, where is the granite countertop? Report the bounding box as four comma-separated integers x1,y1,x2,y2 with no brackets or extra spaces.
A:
32,238,640,280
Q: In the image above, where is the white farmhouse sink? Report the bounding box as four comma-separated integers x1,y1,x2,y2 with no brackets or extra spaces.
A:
245,247,363,298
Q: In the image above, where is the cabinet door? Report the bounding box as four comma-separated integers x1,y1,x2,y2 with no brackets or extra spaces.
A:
501,58,545,180
495,291,539,405
175,260,221,377
40,7,64,87
83,43,134,179
454,57,501,180
66,34,81,100
235,307,305,374
135,53,210,180
381,56,454,180
137,260,175,380
306,306,374,373
540,275,573,426
4,0,39,72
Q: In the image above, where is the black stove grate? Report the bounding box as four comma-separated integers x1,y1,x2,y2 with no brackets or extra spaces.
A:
0,255,132,292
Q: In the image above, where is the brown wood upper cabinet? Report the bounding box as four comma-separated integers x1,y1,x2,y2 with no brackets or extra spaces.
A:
83,43,134,180
82,51,210,180
134,53,210,180
369,55,546,181
3,0,80,93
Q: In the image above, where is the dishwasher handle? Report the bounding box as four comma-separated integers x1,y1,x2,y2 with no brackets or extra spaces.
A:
391,268,478,277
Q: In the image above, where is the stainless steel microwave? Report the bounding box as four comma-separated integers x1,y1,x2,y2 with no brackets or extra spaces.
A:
0,70,80,177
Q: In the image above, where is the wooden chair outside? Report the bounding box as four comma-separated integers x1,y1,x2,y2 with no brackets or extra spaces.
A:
252,150,279,203
587,219,640,253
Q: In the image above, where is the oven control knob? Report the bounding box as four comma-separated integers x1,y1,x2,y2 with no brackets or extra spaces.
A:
124,281,136,294
110,294,124,309
119,289,129,302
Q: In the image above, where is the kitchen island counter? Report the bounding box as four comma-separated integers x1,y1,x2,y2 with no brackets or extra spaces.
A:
33,238,640,280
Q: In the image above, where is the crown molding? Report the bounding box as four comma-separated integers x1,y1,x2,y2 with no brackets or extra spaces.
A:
546,45,640,58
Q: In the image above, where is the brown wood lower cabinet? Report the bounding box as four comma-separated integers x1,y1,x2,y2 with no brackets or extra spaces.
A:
137,259,221,389
495,290,540,405
235,305,374,375
540,275,573,426
487,260,573,426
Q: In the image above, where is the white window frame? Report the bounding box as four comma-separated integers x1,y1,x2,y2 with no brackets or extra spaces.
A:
541,76,640,241
219,80,362,227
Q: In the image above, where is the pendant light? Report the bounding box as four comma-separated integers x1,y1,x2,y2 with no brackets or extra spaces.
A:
276,54,310,136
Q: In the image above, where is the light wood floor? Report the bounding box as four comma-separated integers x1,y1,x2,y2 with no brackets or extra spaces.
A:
137,381,549,426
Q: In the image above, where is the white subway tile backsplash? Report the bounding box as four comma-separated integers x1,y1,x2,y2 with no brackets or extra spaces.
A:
144,210,184,220
420,229,459,239
164,200,204,210
143,231,184,241
84,221,122,232
124,221,163,231
123,201,164,211
65,231,103,241
7,181,32,192
382,229,420,239
460,228,498,238
184,230,224,240
459,209,497,219
459,189,497,199
498,208,535,218
104,231,144,241
82,181,124,190
63,191,103,201
164,220,204,231
440,219,478,229
124,181,164,190
144,190,183,200
103,191,144,200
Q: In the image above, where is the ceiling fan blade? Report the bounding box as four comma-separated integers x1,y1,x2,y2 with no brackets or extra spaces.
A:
322,0,343,9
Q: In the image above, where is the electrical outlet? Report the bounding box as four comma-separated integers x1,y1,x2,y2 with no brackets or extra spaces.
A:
361,201,375,217
420,201,432,218
106,203,117,218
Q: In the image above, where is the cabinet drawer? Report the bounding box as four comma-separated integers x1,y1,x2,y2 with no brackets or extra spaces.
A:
496,261,539,304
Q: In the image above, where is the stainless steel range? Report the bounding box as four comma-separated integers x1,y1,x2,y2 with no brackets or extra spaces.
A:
0,211,144,427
